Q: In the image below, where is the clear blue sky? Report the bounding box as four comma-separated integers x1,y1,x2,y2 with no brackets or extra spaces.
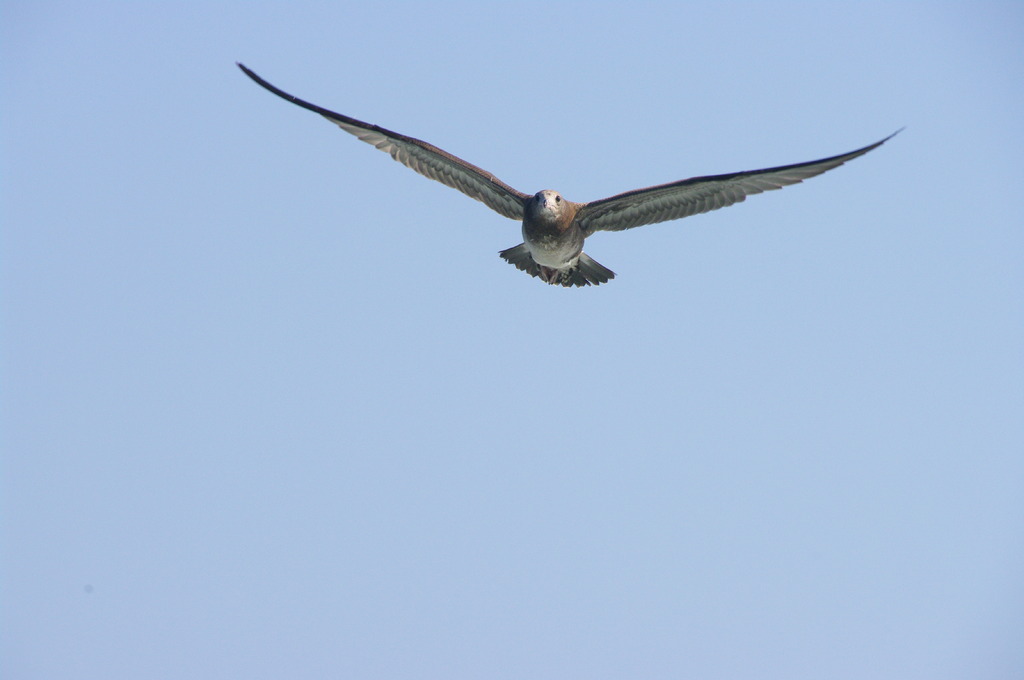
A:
3,2,1022,678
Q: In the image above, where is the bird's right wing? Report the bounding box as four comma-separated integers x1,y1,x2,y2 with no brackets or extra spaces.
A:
238,64,530,221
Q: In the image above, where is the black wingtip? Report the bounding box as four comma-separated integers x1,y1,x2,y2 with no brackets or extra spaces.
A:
235,63,312,112
236,63,282,94
236,62,265,86
871,127,904,149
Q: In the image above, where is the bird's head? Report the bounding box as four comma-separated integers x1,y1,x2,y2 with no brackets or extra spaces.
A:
528,190,570,224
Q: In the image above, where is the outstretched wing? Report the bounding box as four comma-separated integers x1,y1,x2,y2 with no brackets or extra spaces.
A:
238,63,529,220
576,131,900,234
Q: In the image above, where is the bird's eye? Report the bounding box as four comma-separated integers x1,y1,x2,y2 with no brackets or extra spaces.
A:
555,196,561,203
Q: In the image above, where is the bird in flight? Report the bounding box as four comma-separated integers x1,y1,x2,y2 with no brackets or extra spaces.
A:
238,63,897,287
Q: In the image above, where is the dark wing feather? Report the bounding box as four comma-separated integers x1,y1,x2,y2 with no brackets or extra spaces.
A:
238,64,529,220
576,131,900,234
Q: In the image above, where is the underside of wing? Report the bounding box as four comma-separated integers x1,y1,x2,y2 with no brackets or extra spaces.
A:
576,131,900,234
238,64,529,220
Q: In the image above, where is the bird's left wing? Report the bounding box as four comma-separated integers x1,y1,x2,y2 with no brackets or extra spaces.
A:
576,131,900,234
238,64,529,220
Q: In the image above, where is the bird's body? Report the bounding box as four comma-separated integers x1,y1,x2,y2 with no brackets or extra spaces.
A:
519,191,586,283
238,63,898,287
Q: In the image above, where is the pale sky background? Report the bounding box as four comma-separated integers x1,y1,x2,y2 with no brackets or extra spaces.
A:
3,2,1023,679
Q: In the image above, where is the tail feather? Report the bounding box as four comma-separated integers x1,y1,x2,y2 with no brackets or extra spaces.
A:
577,252,615,285
498,243,540,278
498,244,615,287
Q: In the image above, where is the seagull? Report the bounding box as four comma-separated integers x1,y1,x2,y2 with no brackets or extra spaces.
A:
238,63,898,287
